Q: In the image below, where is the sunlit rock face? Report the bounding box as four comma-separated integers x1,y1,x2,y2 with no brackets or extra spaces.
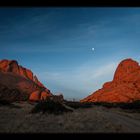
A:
81,58,140,103
29,90,52,101
0,59,52,101
0,59,45,87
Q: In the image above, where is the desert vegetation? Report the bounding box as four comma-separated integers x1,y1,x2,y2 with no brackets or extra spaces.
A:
31,99,73,114
29,99,140,115
64,101,93,109
1,100,140,133
92,100,140,112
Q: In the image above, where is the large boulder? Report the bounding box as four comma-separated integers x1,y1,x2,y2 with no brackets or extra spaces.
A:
81,58,140,103
0,59,52,101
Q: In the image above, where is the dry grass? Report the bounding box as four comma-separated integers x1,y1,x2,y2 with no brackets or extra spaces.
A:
0,102,140,133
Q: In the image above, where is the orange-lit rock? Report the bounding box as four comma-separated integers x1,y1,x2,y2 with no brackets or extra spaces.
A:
81,58,140,103
113,59,140,82
29,90,41,101
33,75,45,88
40,91,51,100
0,59,52,101
0,59,45,88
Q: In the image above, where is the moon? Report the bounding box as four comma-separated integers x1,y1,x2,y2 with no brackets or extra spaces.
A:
92,48,95,51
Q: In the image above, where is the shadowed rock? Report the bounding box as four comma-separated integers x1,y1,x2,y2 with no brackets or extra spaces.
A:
0,84,28,102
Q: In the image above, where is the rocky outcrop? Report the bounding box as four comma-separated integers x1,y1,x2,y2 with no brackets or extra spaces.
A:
0,59,45,88
81,58,140,103
0,59,52,101
49,94,64,103
29,90,52,101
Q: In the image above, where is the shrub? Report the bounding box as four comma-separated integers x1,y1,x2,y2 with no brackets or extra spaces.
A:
118,100,140,110
31,99,73,114
92,100,140,112
92,102,117,108
64,101,93,109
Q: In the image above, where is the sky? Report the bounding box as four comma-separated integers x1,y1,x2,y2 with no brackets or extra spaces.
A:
1,7,140,100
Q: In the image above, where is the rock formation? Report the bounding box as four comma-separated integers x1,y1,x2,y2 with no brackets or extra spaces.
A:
81,58,140,103
49,94,64,103
0,59,52,101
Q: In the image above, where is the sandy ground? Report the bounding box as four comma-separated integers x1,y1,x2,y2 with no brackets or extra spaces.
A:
0,102,140,133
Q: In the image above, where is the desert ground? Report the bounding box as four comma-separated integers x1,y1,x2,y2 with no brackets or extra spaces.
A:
0,102,140,133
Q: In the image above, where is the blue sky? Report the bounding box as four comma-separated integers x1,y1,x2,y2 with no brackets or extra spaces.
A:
1,8,140,100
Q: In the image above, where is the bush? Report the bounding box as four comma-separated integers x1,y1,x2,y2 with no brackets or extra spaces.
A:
118,100,140,110
92,102,117,108
64,101,93,109
31,99,73,114
92,100,140,112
